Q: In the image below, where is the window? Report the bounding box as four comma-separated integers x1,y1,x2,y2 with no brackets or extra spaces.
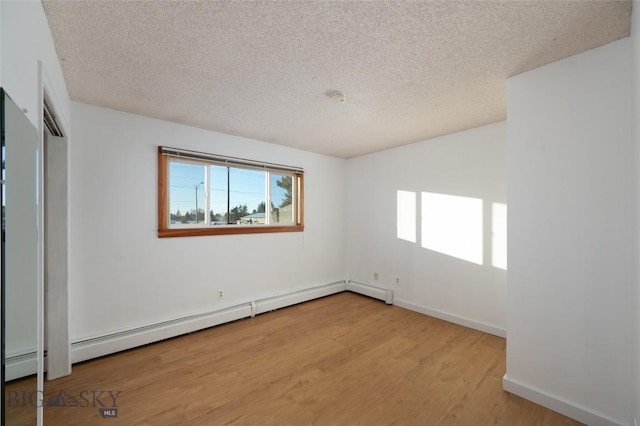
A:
158,147,304,237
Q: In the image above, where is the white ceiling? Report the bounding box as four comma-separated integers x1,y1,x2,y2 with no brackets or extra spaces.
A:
42,1,631,158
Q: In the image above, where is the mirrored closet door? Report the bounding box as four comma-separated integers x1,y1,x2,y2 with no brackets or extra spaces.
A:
1,88,40,425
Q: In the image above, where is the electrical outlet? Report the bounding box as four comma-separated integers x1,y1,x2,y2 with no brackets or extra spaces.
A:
374,272,379,280
217,289,224,300
395,277,400,284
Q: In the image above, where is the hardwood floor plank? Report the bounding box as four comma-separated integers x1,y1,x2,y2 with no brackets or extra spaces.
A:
4,293,582,425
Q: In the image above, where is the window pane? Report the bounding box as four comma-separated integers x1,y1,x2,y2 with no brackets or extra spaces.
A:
270,173,294,224
159,147,304,237
229,167,265,225
169,160,205,225
209,165,228,225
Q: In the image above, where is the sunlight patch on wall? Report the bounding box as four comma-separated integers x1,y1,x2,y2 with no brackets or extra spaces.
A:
492,203,507,270
397,190,416,243
421,192,483,265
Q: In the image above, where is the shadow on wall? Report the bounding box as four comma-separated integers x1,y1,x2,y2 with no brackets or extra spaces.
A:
397,190,507,270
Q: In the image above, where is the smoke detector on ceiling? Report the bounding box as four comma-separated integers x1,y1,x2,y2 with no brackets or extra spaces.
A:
327,91,346,103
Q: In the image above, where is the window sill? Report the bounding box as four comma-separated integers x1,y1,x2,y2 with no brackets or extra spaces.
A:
158,225,304,238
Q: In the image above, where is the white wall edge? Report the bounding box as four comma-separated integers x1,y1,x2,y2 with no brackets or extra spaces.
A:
503,374,626,426
346,280,390,302
71,281,346,364
393,297,506,338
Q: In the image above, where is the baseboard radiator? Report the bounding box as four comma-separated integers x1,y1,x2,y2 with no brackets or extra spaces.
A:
346,280,393,304
5,351,37,381
70,281,346,364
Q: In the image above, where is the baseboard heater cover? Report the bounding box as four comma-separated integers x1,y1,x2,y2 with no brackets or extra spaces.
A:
5,351,38,381
254,281,346,315
71,281,346,364
346,280,393,304
71,304,251,364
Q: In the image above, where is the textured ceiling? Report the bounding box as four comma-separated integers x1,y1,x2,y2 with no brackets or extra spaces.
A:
42,1,631,158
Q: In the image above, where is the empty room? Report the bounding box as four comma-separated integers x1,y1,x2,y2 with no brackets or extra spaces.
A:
1,1,639,425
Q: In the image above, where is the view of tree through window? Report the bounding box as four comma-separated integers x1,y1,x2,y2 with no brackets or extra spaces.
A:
270,173,294,224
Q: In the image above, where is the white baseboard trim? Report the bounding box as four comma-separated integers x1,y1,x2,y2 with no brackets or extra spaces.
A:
5,351,37,381
71,281,346,364
393,297,506,338
346,280,392,303
503,375,624,426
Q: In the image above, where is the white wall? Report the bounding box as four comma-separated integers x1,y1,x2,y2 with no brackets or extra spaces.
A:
345,122,507,335
69,102,346,342
0,1,70,129
505,38,634,425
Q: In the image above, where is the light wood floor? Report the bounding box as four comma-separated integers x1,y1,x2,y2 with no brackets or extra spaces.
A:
6,292,581,425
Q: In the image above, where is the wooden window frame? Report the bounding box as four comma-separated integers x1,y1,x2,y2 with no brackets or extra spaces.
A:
158,147,304,238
